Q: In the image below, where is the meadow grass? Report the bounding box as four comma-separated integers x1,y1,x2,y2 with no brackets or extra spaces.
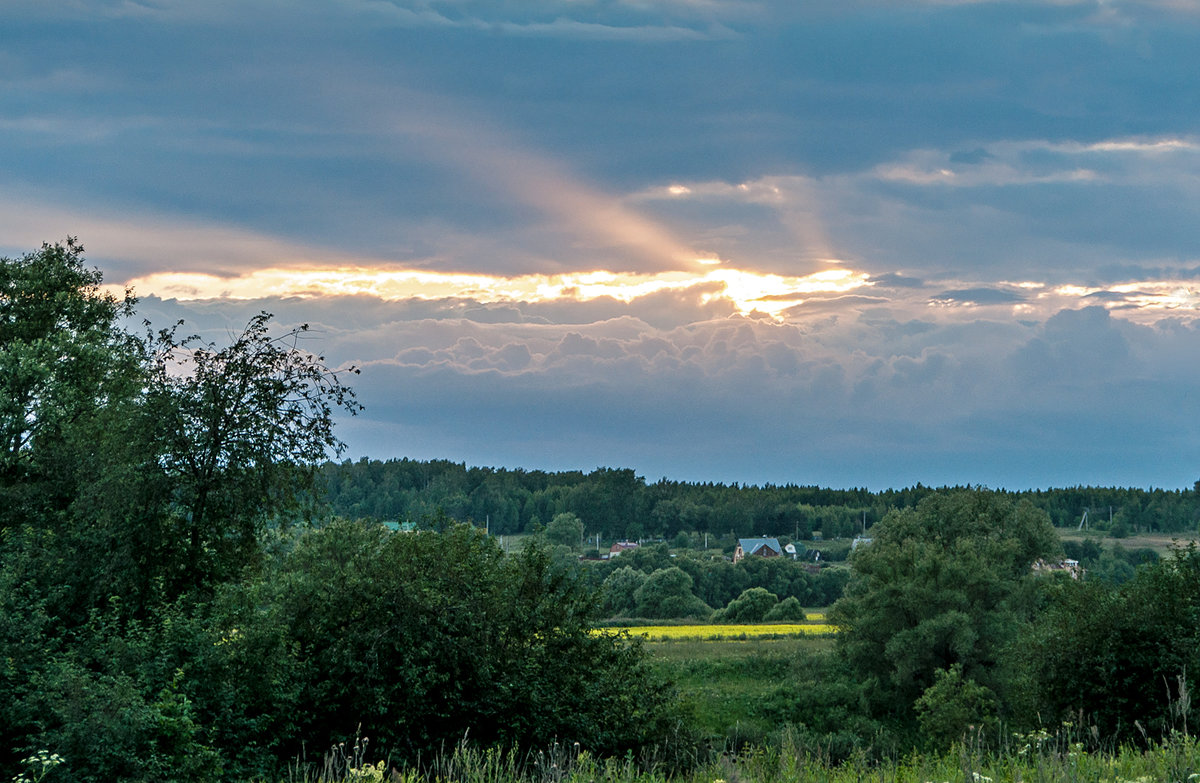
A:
286,728,1200,783
643,636,833,744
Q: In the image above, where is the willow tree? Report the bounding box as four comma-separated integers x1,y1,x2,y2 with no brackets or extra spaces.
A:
831,490,1060,734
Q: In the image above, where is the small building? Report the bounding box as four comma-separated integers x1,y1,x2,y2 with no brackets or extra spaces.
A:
1033,558,1083,580
381,520,418,533
609,540,640,557
734,537,782,564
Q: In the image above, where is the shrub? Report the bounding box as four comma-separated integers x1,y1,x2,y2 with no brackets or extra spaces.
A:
764,596,807,622
715,588,778,623
257,522,679,763
633,567,712,620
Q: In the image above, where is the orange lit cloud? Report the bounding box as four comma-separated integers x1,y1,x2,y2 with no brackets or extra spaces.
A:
116,264,874,318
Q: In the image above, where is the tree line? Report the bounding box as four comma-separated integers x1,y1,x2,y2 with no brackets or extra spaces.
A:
322,458,1200,541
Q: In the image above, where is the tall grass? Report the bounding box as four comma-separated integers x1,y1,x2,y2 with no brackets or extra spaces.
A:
279,725,1200,783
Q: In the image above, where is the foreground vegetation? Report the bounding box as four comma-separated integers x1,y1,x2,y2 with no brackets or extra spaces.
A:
268,730,1200,783
0,242,672,782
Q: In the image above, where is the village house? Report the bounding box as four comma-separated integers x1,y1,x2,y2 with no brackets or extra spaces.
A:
733,537,782,564
608,540,640,558
1032,558,1083,579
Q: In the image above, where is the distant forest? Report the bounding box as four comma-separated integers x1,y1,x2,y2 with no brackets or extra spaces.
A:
321,458,1200,540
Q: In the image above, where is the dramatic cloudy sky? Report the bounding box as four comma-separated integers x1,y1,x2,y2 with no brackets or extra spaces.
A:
5,0,1200,489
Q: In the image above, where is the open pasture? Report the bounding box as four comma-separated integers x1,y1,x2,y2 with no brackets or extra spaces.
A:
1057,528,1200,556
642,633,835,743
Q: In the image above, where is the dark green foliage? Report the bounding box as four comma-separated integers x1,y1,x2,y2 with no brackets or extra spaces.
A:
831,490,1060,729
764,596,807,622
1063,538,1158,585
324,458,1200,544
1022,545,1200,743
0,536,231,782
321,460,904,540
0,242,678,782
714,587,778,623
615,542,674,573
601,566,648,616
913,664,998,748
634,567,713,619
21,657,223,783
140,311,361,590
587,546,846,618
811,566,851,605
253,521,676,761
544,511,584,548
0,238,138,485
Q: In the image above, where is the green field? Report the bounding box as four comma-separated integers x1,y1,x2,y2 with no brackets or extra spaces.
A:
1057,527,1199,555
646,635,835,743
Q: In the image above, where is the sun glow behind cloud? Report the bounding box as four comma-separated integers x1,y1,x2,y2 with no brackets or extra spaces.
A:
116,264,874,317
1048,281,1200,315
112,262,1200,324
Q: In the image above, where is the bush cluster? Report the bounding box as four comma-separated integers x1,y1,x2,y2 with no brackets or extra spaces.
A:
0,242,676,783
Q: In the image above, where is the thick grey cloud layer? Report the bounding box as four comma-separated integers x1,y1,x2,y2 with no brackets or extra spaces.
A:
139,294,1200,489
7,0,1200,487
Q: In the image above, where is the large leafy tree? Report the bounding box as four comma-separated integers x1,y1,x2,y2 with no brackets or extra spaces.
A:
0,241,363,779
544,511,584,548
0,238,139,513
830,490,1060,731
143,313,361,588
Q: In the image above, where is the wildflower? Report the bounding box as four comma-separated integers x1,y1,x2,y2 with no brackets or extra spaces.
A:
11,751,65,783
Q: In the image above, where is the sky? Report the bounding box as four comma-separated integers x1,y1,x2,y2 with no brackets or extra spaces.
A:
4,0,1200,490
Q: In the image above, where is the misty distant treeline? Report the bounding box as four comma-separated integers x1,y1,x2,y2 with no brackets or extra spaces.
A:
321,458,1200,539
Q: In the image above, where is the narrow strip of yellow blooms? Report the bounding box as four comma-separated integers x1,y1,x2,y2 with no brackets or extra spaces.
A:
595,620,835,641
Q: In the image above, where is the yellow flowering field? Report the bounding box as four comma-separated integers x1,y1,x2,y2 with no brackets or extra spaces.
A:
599,622,836,641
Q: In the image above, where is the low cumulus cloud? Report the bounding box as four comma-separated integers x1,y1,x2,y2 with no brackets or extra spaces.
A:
144,294,1200,489
344,0,744,39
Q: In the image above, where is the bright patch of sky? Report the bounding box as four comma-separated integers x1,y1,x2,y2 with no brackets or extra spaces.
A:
4,0,1200,488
